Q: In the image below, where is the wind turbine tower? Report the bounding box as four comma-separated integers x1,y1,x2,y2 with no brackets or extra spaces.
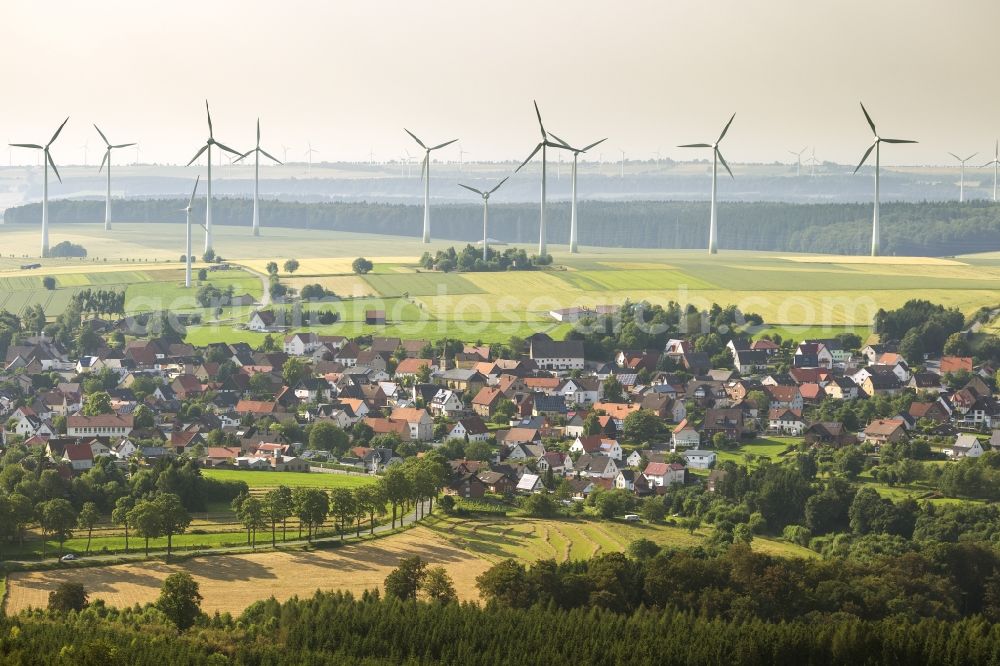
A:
185,101,242,254
304,142,318,172
405,128,458,243
549,132,605,253
788,147,807,176
679,113,736,255
94,125,136,231
514,101,569,257
949,151,978,203
853,102,917,256
235,119,282,236
458,177,509,261
982,141,999,202
183,176,200,288
10,117,69,257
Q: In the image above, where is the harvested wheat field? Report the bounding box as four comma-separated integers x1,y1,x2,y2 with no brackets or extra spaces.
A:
5,527,490,614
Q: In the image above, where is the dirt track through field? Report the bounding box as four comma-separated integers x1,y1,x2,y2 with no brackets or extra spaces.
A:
6,527,490,614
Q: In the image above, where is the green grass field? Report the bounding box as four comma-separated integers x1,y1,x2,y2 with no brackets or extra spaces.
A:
425,515,815,563
1,223,997,345
714,437,801,465
201,468,377,489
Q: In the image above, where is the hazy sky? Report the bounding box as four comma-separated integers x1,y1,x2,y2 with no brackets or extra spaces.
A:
3,0,999,167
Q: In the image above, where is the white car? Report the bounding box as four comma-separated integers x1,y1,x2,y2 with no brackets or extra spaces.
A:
623,514,640,523
59,554,78,562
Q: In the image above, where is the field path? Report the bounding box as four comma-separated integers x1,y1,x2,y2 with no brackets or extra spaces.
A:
243,266,271,307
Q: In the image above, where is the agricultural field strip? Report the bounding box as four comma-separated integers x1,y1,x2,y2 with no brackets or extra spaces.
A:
5,527,492,613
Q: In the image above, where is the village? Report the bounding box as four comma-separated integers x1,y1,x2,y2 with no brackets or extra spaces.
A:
2,300,996,515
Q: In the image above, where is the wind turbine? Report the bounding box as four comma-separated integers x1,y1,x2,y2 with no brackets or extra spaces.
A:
806,147,820,176
679,113,736,255
281,144,290,162
458,145,472,171
404,128,458,243
10,117,69,257
186,101,241,254
94,125,136,232
235,119,282,237
948,151,978,203
304,142,319,172
981,140,999,202
548,132,605,253
514,101,568,257
853,102,917,256
458,176,509,261
619,149,625,179
182,176,201,288
788,146,807,176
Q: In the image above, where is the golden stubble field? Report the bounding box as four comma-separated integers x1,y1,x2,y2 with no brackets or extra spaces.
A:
5,527,490,614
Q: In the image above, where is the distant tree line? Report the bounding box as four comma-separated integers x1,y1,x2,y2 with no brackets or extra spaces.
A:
10,198,1000,255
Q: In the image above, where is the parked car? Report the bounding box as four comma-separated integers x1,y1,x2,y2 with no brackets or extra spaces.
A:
623,514,640,523
59,554,78,562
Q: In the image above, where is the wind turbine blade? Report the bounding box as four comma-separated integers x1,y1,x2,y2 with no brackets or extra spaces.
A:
853,142,876,173
47,151,62,183
404,129,427,149
233,150,251,164
431,139,458,150
547,131,571,148
93,124,110,147
420,154,428,182
948,152,961,161
256,119,261,145
717,113,736,143
188,175,200,209
965,153,978,162
678,143,712,148
48,117,69,147
488,176,509,194
9,143,43,149
859,102,876,136
186,144,209,167
880,138,917,144
534,100,546,138
113,143,136,149
515,143,543,173
214,142,242,156
716,149,734,179
98,150,109,173
581,138,607,153
259,149,281,164
205,100,213,138
458,183,484,196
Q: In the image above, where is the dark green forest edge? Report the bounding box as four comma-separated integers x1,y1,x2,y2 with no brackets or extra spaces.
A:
9,542,1000,665
8,199,1000,255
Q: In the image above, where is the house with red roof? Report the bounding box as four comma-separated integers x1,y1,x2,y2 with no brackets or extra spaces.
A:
62,442,94,471
643,461,685,487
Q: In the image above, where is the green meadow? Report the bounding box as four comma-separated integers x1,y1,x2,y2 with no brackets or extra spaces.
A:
0,222,997,345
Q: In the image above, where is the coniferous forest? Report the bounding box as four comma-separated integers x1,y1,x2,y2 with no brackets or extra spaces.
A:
9,543,1000,665
7,198,1000,256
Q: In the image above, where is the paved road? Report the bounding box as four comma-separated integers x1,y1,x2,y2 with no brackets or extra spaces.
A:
5,500,432,569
